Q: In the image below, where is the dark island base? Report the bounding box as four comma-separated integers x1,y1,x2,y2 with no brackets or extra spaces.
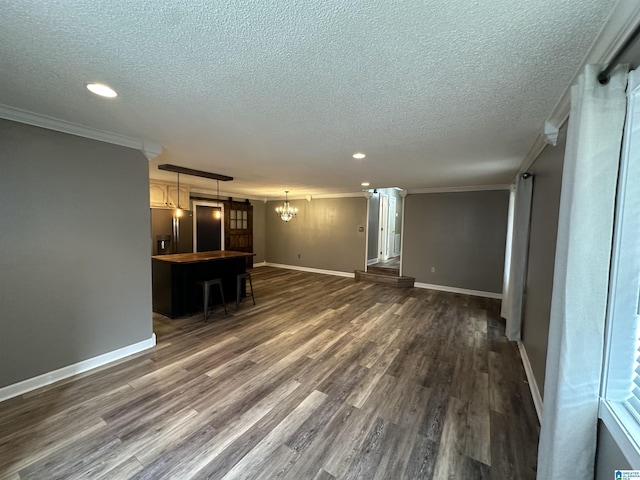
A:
152,252,254,318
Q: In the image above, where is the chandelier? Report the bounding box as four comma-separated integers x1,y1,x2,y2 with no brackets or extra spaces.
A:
276,190,297,222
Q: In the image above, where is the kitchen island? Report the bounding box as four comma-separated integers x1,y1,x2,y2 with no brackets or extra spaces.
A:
152,250,255,318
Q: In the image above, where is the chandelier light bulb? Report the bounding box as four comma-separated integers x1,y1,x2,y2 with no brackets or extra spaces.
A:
276,191,297,222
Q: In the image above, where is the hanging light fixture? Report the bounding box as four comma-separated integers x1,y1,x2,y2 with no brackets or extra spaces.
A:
276,190,297,222
174,173,183,218
214,180,222,219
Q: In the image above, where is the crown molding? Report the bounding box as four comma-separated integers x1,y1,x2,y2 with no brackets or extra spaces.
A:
407,184,511,195
142,140,162,160
188,186,267,202
516,133,550,180
516,1,640,181
547,1,640,130
543,121,559,146
0,104,162,159
273,192,369,201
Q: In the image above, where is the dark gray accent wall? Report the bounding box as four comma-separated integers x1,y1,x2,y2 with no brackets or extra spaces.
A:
0,119,153,388
266,196,367,273
520,125,566,397
251,200,266,263
403,190,509,293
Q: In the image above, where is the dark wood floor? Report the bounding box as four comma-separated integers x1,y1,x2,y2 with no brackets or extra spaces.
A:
368,256,401,270
0,267,539,479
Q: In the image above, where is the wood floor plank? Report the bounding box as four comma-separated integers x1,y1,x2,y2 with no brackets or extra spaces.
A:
220,389,327,479
320,404,382,478
465,370,491,465
0,267,538,480
189,426,266,480
342,417,395,480
282,403,358,479
132,379,301,480
431,395,469,479
311,469,337,480
95,456,143,480
403,434,439,480
346,347,399,408
244,443,298,480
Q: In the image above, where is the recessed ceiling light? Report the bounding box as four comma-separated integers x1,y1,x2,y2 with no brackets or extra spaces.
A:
86,83,118,98
361,182,370,187
352,152,366,159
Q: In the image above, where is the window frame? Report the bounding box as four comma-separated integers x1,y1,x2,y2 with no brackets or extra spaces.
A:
600,69,640,467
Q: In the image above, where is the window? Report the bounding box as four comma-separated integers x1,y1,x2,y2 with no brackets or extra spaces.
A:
229,209,248,230
600,73,640,465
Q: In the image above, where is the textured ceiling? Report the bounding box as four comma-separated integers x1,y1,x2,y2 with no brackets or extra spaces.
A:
0,0,617,197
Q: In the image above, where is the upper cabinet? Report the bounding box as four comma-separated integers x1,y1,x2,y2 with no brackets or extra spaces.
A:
149,183,167,207
167,185,190,209
150,181,190,209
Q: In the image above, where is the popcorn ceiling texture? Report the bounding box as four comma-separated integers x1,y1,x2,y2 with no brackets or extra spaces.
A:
0,0,616,195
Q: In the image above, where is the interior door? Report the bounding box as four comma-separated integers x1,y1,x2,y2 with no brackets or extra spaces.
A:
378,194,389,261
193,202,224,252
387,196,396,258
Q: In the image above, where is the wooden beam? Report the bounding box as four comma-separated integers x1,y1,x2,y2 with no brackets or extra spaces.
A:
158,164,233,181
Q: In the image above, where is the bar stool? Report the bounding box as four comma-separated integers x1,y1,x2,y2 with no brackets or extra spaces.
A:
236,272,255,310
196,279,227,322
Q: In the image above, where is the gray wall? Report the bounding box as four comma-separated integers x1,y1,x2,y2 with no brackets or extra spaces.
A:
266,196,367,273
520,126,566,396
0,119,153,388
403,190,509,293
595,421,631,479
521,126,628,476
251,200,266,263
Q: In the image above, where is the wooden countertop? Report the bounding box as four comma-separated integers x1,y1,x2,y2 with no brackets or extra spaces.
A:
151,250,255,264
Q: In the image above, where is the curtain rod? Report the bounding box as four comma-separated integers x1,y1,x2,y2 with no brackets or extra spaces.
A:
598,21,640,84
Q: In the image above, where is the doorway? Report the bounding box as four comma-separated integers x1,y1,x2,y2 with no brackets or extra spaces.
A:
367,188,403,272
378,193,389,262
193,201,225,252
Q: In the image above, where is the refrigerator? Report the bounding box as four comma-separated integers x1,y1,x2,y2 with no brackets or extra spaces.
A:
151,208,193,255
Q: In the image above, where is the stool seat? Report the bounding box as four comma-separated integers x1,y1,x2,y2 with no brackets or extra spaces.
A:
196,278,227,322
236,272,255,310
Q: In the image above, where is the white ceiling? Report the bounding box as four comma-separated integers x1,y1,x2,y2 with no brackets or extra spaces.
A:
0,0,620,198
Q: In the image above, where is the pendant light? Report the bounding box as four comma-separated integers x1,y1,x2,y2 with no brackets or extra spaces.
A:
174,173,183,218
214,180,222,219
276,190,297,222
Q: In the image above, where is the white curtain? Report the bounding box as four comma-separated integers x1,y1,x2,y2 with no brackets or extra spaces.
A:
500,186,516,319
503,175,533,341
537,64,627,479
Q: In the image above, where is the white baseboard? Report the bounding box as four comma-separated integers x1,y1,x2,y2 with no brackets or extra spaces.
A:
367,258,378,266
264,262,355,278
517,340,543,423
252,261,267,268
413,282,502,299
0,334,156,402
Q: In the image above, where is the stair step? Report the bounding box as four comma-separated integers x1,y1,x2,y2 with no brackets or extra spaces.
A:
366,266,400,276
354,270,415,288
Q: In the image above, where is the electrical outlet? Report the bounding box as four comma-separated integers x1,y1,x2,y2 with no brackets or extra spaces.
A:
431,267,436,273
